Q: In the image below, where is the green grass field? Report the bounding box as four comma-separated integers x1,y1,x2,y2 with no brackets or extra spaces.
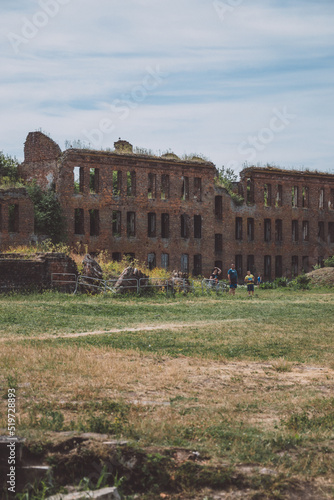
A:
0,288,333,499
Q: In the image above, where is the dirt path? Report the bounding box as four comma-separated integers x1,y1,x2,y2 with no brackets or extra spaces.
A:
0,318,243,342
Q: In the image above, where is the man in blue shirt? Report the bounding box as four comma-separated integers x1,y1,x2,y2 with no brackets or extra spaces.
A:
227,263,238,296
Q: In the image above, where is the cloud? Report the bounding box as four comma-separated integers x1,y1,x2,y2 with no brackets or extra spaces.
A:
0,0,333,174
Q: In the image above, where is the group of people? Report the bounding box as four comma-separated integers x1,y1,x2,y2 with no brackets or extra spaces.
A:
209,264,261,297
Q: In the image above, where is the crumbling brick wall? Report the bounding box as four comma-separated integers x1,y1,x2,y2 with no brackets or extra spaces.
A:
18,131,61,190
0,188,35,249
215,167,334,280
13,132,334,280
0,253,77,292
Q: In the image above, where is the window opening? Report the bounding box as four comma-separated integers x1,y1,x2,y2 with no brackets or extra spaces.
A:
89,168,99,193
194,177,202,201
127,212,135,237
181,214,190,238
148,212,156,237
235,217,243,240
194,215,202,238
161,213,169,238
161,174,169,200
112,210,121,237
8,204,19,233
89,209,99,236
181,176,189,200
148,173,156,199
74,208,84,235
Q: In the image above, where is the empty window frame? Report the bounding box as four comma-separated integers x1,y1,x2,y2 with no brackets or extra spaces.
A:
112,252,121,262
148,173,156,199
74,166,84,193
247,178,254,204
302,221,309,241
194,177,202,201
264,183,271,207
148,212,156,237
194,215,202,238
318,221,325,241
8,204,19,233
0,204,2,232
89,209,99,236
329,222,334,243
112,171,122,196
215,234,223,253
112,210,121,237
193,254,202,276
147,252,156,270
247,255,255,274
161,213,169,238
215,196,222,219
264,255,271,280
330,189,334,210
302,256,309,273
125,252,135,263
292,220,299,242
264,219,271,242
181,214,190,238
74,208,84,235
275,219,283,242
127,171,136,196
235,254,242,278
292,186,298,207
127,212,136,237
181,254,189,273
247,218,254,241
291,256,298,277
319,188,325,209
161,253,169,270
275,255,282,278
302,187,309,208
161,174,170,200
318,256,324,268
181,176,189,200
89,168,99,193
235,217,243,240
275,184,282,207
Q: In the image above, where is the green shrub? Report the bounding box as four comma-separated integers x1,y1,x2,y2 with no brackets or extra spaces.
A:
324,256,334,267
27,183,67,243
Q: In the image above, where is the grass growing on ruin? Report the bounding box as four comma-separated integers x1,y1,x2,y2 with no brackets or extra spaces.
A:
0,289,333,498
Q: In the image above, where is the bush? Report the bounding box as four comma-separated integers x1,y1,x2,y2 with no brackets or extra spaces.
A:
324,256,334,267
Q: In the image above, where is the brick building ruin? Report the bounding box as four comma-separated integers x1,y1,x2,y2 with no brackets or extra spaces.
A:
1,131,333,281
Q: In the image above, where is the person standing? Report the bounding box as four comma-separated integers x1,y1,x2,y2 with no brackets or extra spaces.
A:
245,270,255,297
227,263,238,296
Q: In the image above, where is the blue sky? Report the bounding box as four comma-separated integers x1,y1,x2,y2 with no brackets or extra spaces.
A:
1,0,333,174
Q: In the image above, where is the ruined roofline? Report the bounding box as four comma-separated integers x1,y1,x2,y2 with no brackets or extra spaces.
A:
61,147,216,169
240,165,334,180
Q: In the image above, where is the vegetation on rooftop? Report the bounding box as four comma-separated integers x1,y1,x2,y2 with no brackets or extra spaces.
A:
215,166,244,205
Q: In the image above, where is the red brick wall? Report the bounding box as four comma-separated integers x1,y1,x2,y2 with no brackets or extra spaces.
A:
0,253,77,292
0,188,35,249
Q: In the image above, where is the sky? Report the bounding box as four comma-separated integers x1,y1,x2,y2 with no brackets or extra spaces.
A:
1,0,334,175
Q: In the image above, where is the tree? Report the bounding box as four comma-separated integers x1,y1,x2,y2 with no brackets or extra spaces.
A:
0,151,20,183
215,166,238,191
27,183,67,243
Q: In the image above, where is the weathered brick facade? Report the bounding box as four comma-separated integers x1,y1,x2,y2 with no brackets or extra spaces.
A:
0,188,35,248
9,132,334,280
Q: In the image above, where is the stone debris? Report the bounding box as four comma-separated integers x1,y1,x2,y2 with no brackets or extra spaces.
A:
47,487,121,500
114,266,149,293
79,254,103,293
